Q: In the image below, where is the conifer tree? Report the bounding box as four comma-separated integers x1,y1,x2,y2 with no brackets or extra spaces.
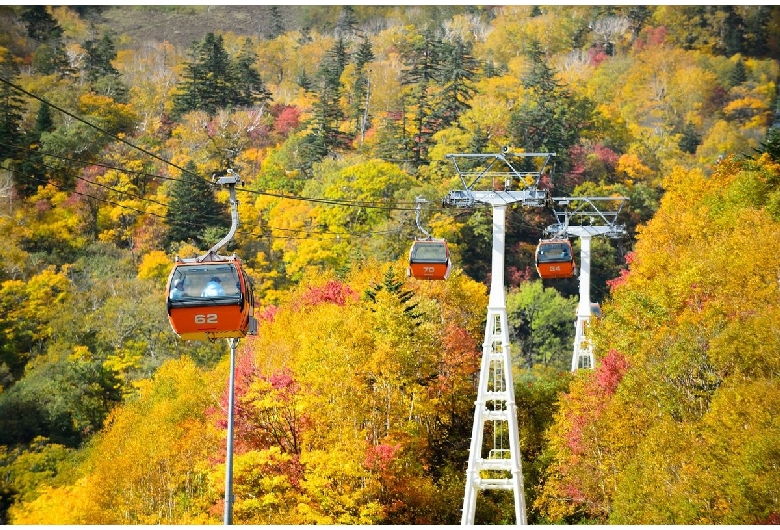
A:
22,6,68,76
354,35,374,70
679,122,701,155
754,126,780,162
164,162,230,250
374,111,409,164
296,70,313,92
329,36,350,77
20,6,63,43
302,38,351,162
84,32,120,81
335,5,359,37
172,33,235,118
267,6,286,39
729,57,747,86
352,36,374,138
400,28,445,166
363,266,420,322
721,6,745,56
0,58,25,168
232,38,272,109
434,39,478,129
12,102,53,198
172,33,270,119
508,40,593,172
741,5,771,57
83,32,128,102
30,42,69,76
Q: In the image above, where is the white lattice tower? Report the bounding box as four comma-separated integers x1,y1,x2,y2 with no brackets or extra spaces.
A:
563,226,624,371
571,234,594,370
443,151,555,524
545,197,628,372
461,205,526,525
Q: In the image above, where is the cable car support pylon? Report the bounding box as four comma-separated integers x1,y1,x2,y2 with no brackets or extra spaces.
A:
544,196,627,371
444,150,555,525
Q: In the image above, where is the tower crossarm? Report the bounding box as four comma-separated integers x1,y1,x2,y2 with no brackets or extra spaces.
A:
443,151,555,208
546,195,628,239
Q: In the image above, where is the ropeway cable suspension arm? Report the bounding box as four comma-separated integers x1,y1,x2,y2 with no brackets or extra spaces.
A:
202,169,242,260
414,197,432,239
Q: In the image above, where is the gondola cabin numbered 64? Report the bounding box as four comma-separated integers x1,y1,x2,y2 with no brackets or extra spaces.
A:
408,238,452,281
166,254,256,341
535,238,576,280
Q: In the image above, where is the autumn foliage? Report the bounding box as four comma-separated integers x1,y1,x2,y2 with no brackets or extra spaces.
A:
1,5,780,525
536,154,780,524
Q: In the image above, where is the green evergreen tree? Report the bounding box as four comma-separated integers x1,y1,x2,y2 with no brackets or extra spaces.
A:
354,35,374,70
30,42,69,76
363,265,420,321
330,36,350,78
296,70,313,92
721,6,745,56
304,66,348,161
22,7,69,76
83,32,128,102
0,58,25,167
468,125,490,156
679,121,701,154
267,6,286,39
12,102,53,198
232,38,272,109
352,36,374,137
729,57,747,87
374,111,410,165
507,41,593,172
84,32,120,81
433,39,478,129
741,5,772,58
173,34,269,118
754,126,780,162
483,58,500,78
302,39,351,162
33,100,53,138
164,162,231,250
172,33,241,118
20,6,63,43
336,5,359,37
400,28,445,166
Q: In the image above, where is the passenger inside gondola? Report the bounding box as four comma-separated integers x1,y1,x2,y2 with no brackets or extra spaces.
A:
201,276,226,297
169,279,185,300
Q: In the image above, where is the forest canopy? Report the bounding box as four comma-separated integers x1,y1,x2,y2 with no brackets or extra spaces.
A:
0,5,779,525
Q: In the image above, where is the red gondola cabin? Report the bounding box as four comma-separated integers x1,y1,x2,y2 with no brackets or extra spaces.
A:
408,239,452,280
535,239,576,279
166,253,256,341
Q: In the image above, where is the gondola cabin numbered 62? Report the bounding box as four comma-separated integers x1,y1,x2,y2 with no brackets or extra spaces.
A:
535,238,576,280
166,255,256,341
408,238,452,281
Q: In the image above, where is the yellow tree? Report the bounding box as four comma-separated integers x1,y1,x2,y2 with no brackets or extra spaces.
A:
10,357,222,524
538,154,780,524
226,261,487,524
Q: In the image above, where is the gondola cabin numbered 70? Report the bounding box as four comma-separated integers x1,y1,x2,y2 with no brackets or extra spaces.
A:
166,255,256,341
535,238,576,280
408,238,452,281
